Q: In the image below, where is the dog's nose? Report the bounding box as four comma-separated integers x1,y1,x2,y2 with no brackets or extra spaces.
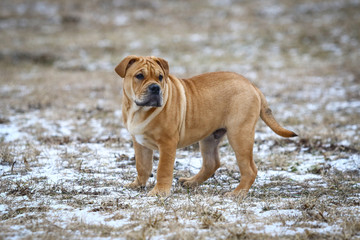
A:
148,84,160,94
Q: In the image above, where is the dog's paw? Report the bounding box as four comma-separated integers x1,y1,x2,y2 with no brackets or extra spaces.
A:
224,190,247,200
178,177,199,187
125,180,145,189
147,185,170,197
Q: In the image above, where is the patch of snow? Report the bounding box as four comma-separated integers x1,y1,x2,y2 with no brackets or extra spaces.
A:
171,65,187,75
210,0,233,7
189,34,207,43
175,151,202,173
295,154,326,174
321,42,342,56
0,84,32,97
0,116,31,142
331,155,360,172
0,204,8,214
97,39,112,48
129,40,142,49
33,2,58,17
326,101,360,112
119,128,131,140
257,170,322,184
259,4,285,18
113,15,129,26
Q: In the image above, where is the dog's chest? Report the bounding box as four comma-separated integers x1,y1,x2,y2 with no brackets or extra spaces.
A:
125,105,162,135
134,134,146,146
134,134,157,150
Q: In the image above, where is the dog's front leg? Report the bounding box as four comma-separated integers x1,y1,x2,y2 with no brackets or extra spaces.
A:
126,138,153,189
148,143,177,196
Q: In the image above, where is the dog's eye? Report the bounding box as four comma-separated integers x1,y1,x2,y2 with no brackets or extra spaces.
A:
159,75,163,81
135,73,144,80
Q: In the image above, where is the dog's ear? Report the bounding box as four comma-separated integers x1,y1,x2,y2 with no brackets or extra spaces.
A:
154,57,169,80
115,55,139,78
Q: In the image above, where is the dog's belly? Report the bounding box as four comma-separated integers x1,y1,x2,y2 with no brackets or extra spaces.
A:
177,128,221,148
134,126,220,150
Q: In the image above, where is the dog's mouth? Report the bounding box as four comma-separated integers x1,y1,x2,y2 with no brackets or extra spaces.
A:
134,84,163,107
135,94,162,107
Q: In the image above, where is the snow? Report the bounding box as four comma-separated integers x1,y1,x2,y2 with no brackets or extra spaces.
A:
326,101,360,112
176,151,203,173
331,155,360,172
113,15,129,26
0,204,8,213
0,121,28,142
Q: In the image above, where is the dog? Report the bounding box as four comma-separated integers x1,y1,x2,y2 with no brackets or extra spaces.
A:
115,55,297,197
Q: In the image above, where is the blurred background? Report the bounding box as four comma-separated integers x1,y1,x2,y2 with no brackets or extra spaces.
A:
1,0,359,74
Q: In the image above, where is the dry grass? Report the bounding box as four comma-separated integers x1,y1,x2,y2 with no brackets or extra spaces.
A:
0,0,359,239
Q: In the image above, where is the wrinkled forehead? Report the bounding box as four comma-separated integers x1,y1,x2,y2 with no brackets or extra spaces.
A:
133,58,162,76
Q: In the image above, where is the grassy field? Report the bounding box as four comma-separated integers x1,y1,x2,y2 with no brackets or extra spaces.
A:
0,0,359,239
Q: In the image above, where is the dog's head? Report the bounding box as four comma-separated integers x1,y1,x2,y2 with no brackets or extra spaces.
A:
115,55,169,108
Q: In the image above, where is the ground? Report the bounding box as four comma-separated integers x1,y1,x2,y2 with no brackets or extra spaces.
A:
0,0,360,239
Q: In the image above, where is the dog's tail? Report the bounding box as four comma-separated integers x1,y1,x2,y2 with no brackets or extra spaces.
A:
256,86,298,138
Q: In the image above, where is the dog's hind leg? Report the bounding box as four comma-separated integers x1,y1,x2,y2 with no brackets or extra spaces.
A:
179,129,226,187
225,126,257,198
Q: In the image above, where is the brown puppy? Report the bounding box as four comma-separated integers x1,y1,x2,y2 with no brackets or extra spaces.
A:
115,55,297,197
